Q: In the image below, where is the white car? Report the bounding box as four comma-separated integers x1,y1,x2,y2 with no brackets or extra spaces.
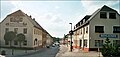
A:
55,42,59,46
0,55,5,57
52,44,55,47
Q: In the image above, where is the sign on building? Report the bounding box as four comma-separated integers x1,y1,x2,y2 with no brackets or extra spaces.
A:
99,34,118,38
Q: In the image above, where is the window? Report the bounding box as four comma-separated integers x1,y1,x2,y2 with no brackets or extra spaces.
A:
95,26,104,33
14,28,18,34
5,28,9,33
19,18,23,22
5,23,9,26
5,41,9,45
10,18,14,22
34,29,36,34
23,40,27,45
74,26,75,29
23,23,27,25
83,19,85,23
100,12,107,18
113,26,120,33
86,27,88,33
83,28,85,34
95,40,103,47
76,24,78,28
84,40,87,47
14,41,18,45
23,28,27,34
113,40,120,47
78,22,80,26
81,29,82,34
34,38,38,45
109,13,116,19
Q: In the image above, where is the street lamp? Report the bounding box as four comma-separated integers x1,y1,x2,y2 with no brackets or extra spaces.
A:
69,23,73,52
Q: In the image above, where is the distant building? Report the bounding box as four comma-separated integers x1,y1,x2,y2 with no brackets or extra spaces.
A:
0,10,53,49
46,33,53,46
65,34,73,46
72,5,120,52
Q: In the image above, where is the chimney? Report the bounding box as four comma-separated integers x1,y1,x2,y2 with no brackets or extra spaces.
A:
33,18,35,21
29,15,32,18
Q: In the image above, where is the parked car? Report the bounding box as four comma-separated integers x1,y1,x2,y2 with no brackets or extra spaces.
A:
55,42,59,46
46,45,50,48
52,44,55,47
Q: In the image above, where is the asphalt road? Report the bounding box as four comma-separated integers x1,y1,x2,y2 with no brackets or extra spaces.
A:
7,46,59,57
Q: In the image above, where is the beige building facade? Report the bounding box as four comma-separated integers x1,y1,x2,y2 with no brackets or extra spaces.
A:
72,5,120,52
0,10,53,49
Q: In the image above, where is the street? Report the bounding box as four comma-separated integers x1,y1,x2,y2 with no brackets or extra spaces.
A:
1,45,103,57
5,46,59,57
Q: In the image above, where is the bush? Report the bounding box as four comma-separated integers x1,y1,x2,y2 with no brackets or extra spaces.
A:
1,50,6,55
101,38,120,57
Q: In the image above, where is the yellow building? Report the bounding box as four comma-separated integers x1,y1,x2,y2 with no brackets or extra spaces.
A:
0,10,53,49
73,5,120,52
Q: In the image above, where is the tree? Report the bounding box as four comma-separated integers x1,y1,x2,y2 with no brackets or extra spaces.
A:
4,31,16,47
64,34,68,40
101,37,120,57
53,37,60,43
16,33,25,47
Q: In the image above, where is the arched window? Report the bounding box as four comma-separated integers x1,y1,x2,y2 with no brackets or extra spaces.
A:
34,38,37,45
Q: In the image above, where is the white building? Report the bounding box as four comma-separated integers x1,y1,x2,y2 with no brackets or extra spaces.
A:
0,10,53,49
73,5,120,52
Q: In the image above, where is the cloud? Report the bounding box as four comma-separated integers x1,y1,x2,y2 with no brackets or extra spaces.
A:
2,1,119,38
81,0,119,15
0,1,15,21
55,6,60,9
52,17,63,23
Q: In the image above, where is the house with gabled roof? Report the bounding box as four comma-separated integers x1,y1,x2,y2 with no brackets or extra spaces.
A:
72,5,120,52
0,10,53,49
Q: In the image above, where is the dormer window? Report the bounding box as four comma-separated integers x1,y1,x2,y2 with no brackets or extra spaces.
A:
80,22,82,25
74,26,75,29
100,12,107,19
109,13,116,19
83,19,85,23
78,22,80,26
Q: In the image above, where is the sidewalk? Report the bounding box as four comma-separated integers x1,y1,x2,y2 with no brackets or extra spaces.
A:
0,47,46,57
56,45,103,57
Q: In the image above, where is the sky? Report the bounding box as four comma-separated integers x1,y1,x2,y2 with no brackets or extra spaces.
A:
0,0,120,38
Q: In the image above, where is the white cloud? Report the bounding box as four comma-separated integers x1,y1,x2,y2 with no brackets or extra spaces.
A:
3,1,119,38
81,0,119,15
7,1,67,37
55,6,60,9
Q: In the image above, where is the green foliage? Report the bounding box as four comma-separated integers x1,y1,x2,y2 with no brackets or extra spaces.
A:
101,38,120,57
1,50,6,55
16,33,25,42
4,31,16,47
64,34,68,39
53,37,60,42
16,33,25,47
4,32,26,48
4,31,16,41
105,38,110,45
